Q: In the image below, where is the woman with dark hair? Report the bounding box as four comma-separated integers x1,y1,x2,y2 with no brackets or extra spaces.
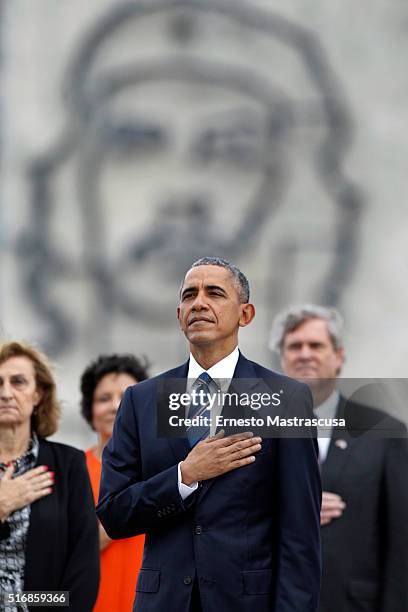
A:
0,341,99,612
80,353,148,612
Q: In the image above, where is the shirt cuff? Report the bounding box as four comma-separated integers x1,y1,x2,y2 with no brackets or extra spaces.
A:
178,462,199,500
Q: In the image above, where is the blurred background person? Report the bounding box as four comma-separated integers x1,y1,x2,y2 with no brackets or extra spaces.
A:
80,353,148,612
270,306,408,612
0,341,99,611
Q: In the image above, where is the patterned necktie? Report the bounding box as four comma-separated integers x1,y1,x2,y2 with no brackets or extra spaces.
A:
187,372,214,447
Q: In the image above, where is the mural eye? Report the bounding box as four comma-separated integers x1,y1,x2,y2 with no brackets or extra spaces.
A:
108,122,166,155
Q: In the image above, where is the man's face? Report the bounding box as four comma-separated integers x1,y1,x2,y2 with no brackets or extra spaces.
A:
281,318,344,380
177,265,251,350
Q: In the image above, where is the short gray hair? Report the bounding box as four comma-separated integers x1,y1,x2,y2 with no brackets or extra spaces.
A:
184,256,250,303
269,304,344,352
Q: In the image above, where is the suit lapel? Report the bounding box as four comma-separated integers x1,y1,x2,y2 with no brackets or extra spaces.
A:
218,369,270,431
163,360,192,463
321,397,357,489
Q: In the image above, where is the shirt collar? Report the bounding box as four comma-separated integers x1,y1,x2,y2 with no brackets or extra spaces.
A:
187,346,240,382
314,389,339,419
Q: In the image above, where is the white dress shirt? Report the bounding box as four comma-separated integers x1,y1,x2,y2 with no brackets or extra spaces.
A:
178,347,240,500
315,389,339,463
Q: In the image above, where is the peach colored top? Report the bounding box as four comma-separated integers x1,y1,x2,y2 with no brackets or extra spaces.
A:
86,449,144,612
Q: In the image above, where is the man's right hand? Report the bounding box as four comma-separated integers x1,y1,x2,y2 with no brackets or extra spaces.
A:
0,464,54,521
320,491,346,526
180,431,262,485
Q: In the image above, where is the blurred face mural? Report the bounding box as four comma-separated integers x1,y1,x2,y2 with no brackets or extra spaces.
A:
21,0,362,356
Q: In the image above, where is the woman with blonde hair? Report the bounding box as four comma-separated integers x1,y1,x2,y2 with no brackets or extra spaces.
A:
0,341,99,611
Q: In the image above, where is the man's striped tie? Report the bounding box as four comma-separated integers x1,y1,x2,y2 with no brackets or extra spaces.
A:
187,372,214,447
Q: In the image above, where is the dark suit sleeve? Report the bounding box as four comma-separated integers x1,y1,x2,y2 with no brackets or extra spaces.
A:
381,433,408,611
61,451,99,612
274,384,322,612
97,387,193,539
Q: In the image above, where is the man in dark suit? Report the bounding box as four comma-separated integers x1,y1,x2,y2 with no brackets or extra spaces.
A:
271,304,408,612
97,257,321,612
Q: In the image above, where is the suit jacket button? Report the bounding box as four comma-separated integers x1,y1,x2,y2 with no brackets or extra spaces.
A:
183,576,193,585
194,525,202,535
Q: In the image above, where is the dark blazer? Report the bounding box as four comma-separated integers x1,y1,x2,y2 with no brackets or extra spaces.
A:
320,398,408,612
97,354,321,612
24,439,99,612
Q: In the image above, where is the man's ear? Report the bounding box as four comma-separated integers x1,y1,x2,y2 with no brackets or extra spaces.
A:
335,345,345,375
176,306,181,326
239,303,255,328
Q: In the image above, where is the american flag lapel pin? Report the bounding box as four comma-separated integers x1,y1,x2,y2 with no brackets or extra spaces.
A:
335,439,348,450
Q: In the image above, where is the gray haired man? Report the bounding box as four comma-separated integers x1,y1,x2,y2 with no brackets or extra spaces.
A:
270,305,408,612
